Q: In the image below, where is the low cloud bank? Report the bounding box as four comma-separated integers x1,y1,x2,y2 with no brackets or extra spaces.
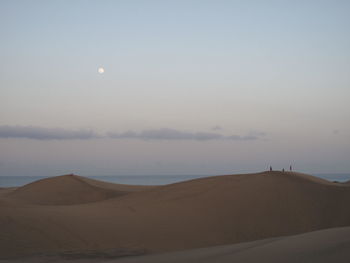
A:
0,125,264,141
108,128,261,141
0,125,98,140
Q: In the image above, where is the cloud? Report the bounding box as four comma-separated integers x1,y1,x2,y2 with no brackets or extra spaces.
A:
0,125,265,141
333,129,340,135
248,130,266,137
108,128,262,141
0,125,98,140
211,125,222,131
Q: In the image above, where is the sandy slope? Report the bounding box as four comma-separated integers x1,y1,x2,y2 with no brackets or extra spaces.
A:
343,180,350,185
4,174,154,205
2,227,349,263
109,226,350,263
1,171,350,259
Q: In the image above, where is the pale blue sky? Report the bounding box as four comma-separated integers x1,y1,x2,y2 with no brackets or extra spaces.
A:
1,0,350,176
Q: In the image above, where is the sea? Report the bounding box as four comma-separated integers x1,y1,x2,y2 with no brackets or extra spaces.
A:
0,173,350,188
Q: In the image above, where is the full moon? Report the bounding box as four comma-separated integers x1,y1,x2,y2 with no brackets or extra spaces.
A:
98,67,105,74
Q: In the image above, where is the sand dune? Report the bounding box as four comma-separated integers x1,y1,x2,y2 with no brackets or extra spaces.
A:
1,171,350,260
3,227,349,263
110,226,350,263
343,180,350,185
5,174,154,205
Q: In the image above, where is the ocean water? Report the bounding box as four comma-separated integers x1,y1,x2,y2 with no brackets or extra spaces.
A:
0,173,349,188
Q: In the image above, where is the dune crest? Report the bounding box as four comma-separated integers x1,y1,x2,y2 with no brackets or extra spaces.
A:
6,174,154,205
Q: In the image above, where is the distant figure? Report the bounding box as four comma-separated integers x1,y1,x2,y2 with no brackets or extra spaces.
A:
282,168,285,172
269,166,272,171
290,165,292,171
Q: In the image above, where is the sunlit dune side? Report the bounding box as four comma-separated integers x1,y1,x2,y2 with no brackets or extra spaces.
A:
0,171,350,259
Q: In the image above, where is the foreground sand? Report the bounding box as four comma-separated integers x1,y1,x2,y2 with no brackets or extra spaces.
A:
1,171,350,261
110,226,350,263
1,227,349,263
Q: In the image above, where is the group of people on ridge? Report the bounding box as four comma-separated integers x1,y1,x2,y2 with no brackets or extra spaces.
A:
269,165,292,172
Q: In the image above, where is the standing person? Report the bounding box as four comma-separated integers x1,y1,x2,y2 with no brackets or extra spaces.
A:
282,168,285,172
270,166,272,171
290,165,292,171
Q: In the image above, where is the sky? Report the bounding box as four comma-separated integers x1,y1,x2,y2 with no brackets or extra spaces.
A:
1,0,350,176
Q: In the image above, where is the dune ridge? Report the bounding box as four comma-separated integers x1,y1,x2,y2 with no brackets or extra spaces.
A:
1,171,350,259
5,174,154,205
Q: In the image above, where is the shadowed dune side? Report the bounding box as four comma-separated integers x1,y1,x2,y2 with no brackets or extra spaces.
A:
1,171,350,259
343,180,350,185
5,174,155,205
0,187,17,197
